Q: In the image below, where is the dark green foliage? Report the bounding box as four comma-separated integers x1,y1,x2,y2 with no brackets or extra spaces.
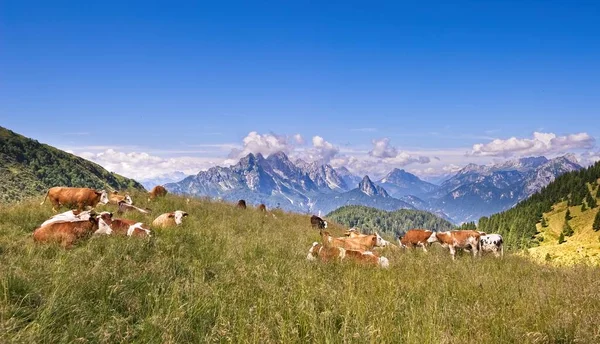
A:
541,217,548,228
586,193,597,209
581,203,587,212
593,211,600,232
326,205,454,237
558,232,565,244
0,126,145,203
478,161,600,250
565,209,572,221
562,220,574,237
458,221,477,230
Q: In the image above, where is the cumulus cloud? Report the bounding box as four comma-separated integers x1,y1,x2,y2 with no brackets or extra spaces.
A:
228,131,294,159
470,132,595,157
369,138,398,158
78,149,218,181
293,134,305,145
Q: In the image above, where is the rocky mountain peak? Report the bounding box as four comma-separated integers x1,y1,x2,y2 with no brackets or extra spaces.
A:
359,175,389,197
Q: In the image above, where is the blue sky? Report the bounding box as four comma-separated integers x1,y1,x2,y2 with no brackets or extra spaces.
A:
1,1,599,181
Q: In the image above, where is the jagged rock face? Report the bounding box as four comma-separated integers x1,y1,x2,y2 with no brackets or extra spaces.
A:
377,168,439,198
335,166,362,188
359,176,389,197
297,160,348,192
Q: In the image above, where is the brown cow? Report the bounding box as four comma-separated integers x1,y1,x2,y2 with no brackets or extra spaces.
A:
237,199,247,209
41,187,109,212
33,212,113,248
427,230,481,260
258,204,267,212
306,242,389,268
148,185,167,201
109,191,133,205
398,229,436,252
310,215,327,229
95,215,151,237
320,231,386,251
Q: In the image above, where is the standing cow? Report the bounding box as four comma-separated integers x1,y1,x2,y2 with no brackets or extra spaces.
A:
40,187,109,212
310,215,327,229
398,229,436,252
148,185,168,201
428,230,481,260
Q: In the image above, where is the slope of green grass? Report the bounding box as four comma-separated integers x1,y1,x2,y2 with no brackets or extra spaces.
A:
1,192,599,343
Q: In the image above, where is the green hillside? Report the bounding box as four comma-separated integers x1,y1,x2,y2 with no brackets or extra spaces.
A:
478,160,600,249
1,192,598,342
0,126,145,203
326,205,455,236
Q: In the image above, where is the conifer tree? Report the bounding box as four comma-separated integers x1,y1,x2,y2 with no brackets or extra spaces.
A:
558,232,565,244
582,202,587,212
562,220,574,236
593,211,600,232
541,217,548,228
565,209,572,221
588,193,597,209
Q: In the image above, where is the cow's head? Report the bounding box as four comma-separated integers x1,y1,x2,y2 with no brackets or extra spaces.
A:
322,221,328,229
98,190,109,205
306,242,320,261
169,210,189,225
94,212,113,235
373,232,387,247
124,195,133,205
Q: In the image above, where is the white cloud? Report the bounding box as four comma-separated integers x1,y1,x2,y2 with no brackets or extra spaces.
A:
77,149,219,180
369,138,398,158
228,131,295,159
293,134,305,145
470,132,595,157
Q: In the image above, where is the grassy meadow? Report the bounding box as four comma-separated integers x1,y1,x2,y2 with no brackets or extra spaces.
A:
1,192,600,343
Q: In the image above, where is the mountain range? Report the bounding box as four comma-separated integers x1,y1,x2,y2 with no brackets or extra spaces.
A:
165,151,582,223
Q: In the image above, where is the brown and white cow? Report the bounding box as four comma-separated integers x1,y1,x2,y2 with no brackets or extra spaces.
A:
94,214,151,237
427,230,481,260
33,212,113,248
109,191,133,205
117,200,152,215
148,185,168,201
310,215,327,229
320,231,386,251
40,209,94,227
345,228,397,249
41,187,109,212
479,233,504,258
306,242,389,268
398,229,436,252
152,210,189,228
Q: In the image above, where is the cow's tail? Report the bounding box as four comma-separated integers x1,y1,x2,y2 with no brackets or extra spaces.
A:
40,190,49,205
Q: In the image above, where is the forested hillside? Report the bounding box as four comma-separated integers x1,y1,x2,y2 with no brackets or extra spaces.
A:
0,127,145,203
479,160,600,249
327,205,455,236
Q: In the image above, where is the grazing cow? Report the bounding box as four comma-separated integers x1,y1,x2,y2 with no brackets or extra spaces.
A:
41,187,109,212
310,215,327,229
94,214,151,237
40,209,94,227
109,191,133,205
479,233,504,258
152,210,189,228
258,204,267,212
320,231,386,251
427,230,481,260
306,242,389,268
398,229,436,252
33,212,113,248
237,200,247,209
117,200,151,215
148,185,167,201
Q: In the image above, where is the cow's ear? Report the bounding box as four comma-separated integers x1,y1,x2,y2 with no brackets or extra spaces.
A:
168,213,175,218
372,236,377,243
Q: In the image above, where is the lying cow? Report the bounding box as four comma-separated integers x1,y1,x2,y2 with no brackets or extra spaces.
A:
148,185,167,201
345,228,397,249
398,229,435,252
310,215,327,229
306,242,389,268
117,200,151,215
109,191,133,205
94,213,151,237
320,231,386,251
41,187,109,212
237,199,247,209
427,230,481,260
40,209,94,227
479,233,504,258
152,210,189,228
33,212,113,248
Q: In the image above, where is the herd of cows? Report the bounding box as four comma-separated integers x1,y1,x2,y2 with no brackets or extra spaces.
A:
28,186,505,267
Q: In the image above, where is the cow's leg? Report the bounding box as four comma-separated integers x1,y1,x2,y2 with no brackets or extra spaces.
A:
421,243,428,253
472,243,478,258
449,246,456,260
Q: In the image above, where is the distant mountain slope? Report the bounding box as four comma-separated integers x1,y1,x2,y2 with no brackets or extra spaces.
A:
478,160,600,250
310,176,414,215
0,126,145,203
335,166,362,189
431,155,582,223
376,168,439,198
326,205,455,237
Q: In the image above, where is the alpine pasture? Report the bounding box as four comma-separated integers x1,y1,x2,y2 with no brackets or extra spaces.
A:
1,191,599,343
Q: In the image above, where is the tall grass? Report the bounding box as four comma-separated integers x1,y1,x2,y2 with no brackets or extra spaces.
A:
1,192,599,343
